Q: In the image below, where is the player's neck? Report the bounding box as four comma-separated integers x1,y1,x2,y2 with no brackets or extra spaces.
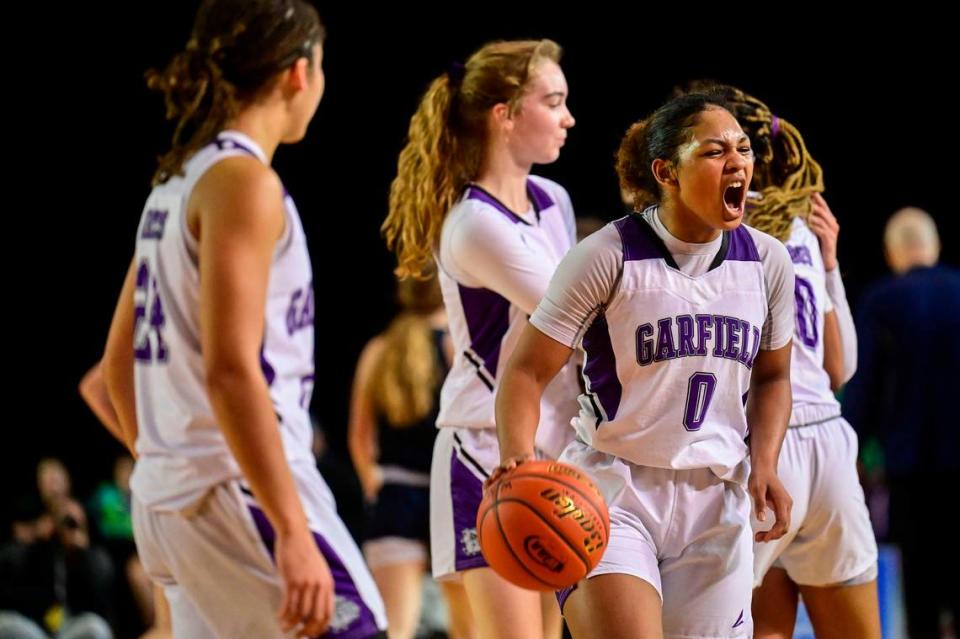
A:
474,147,531,214
658,200,722,244
224,107,286,163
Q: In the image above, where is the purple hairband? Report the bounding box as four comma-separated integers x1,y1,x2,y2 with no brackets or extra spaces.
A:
448,61,466,85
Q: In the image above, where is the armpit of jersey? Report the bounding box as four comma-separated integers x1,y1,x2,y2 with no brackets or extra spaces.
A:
532,224,622,348
747,226,795,351
443,201,554,315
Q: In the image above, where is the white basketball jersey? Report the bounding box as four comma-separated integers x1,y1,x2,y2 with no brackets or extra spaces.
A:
532,209,794,478
784,216,841,420
130,130,316,510
435,175,580,454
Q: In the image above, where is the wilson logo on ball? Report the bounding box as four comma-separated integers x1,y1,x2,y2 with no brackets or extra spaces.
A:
540,488,605,553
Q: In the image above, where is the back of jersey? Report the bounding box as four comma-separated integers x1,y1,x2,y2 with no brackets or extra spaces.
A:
130,131,316,510
784,217,840,419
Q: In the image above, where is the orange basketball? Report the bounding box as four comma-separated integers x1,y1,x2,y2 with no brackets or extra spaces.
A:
477,459,609,591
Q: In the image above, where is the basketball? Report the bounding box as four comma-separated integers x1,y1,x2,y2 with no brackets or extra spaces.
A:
477,459,609,591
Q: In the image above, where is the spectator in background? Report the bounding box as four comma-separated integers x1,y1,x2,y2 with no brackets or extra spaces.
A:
844,207,960,638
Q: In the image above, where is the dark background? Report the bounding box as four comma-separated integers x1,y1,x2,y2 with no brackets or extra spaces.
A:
7,5,954,513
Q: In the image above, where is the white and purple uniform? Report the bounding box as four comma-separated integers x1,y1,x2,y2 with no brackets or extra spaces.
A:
752,215,878,587
129,130,386,638
533,208,794,637
430,176,581,580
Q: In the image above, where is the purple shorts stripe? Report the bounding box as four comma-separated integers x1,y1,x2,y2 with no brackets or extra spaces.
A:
248,505,382,638
449,449,489,572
